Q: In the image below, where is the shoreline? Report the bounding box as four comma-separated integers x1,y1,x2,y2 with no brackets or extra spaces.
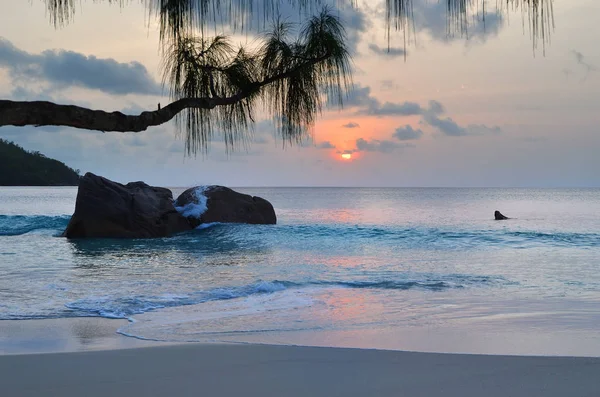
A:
3,316,600,358
0,317,173,355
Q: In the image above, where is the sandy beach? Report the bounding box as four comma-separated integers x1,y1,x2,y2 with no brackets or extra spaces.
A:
1,319,599,397
1,341,599,397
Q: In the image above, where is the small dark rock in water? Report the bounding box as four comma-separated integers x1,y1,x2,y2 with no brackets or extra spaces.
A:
494,210,509,220
175,185,277,227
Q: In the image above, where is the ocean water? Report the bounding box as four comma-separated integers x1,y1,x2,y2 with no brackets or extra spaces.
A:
1,187,600,356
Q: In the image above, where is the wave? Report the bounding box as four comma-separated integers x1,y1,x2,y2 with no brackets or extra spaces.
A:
2,214,599,249
502,230,600,247
0,215,70,236
64,281,288,319
260,224,600,249
62,275,505,319
174,186,208,219
196,222,221,230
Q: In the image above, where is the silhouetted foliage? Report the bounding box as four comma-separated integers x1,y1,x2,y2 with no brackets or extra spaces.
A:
0,139,80,186
0,1,555,155
0,9,351,155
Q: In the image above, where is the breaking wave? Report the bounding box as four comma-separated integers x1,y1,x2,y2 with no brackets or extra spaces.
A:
0,215,70,236
60,275,506,320
3,213,598,249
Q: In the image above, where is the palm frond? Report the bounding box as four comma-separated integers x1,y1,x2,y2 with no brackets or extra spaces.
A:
161,35,240,154
144,0,322,47
260,8,352,146
43,1,554,49
39,0,556,155
44,0,128,27
384,0,554,52
45,0,74,27
300,7,352,107
159,8,351,154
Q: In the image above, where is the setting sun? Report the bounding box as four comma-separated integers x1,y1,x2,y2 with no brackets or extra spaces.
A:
341,153,352,160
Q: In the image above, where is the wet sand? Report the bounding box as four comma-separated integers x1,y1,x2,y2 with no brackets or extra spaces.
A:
1,318,599,397
0,318,165,355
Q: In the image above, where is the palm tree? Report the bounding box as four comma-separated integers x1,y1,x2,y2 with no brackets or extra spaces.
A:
0,0,554,154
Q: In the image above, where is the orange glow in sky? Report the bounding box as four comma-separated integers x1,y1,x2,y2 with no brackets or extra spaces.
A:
341,153,352,160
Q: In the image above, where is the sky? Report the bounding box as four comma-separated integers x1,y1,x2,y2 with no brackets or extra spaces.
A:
0,0,599,187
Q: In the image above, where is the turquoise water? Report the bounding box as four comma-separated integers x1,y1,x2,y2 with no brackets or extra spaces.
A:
1,187,600,355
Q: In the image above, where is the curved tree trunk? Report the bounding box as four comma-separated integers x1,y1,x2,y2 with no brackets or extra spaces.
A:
0,98,217,133
0,53,328,133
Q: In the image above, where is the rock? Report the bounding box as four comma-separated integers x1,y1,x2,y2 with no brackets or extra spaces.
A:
62,174,277,239
62,173,192,238
174,186,276,227
494,210,509,220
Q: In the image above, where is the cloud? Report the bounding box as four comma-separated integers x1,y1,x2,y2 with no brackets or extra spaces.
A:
368,43,406,58
317,141,336,149
336,1,370,54
412,0,504,43
342,122,360,128
423,113,465,136
423,112,500,137
368,101,423,116
9,86,55,102
393,125,423,141
0,38,161,96
355,138,413,153
342,85,425,116
333,85,500,138
427,100,444,115
342,85,375,107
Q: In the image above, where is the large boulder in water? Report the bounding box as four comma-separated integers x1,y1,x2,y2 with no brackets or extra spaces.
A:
62,173,192,238
174,186,276,227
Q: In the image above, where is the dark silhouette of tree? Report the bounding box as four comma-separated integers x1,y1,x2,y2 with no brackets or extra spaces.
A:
0,139,80,186
0,0,554,154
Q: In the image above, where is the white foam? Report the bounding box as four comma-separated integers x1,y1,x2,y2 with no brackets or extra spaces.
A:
62,281,294,320
196,222,221,230
117,288,317,343
175,187,208,219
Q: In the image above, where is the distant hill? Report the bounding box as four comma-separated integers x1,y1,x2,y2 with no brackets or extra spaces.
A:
0,139,80,186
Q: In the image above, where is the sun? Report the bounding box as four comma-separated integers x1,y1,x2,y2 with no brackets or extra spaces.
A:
341,153,352,160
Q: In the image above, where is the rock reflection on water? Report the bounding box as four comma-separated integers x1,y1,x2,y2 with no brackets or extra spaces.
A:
66,224,274,268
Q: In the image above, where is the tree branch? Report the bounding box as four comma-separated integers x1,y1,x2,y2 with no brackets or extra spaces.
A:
0,98,210,133
0,52,329,133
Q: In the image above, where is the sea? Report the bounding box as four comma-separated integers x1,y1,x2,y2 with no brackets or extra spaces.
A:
1,187,600,356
